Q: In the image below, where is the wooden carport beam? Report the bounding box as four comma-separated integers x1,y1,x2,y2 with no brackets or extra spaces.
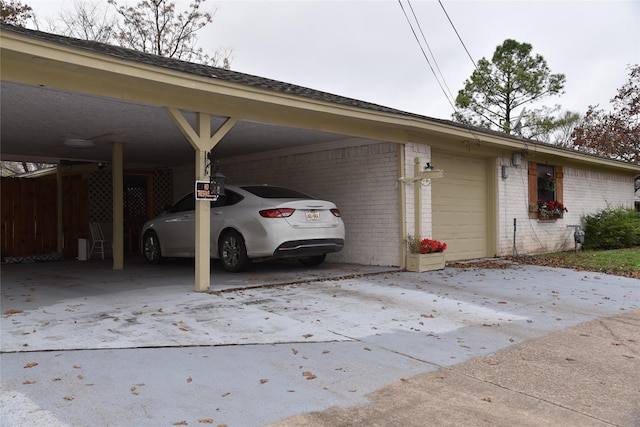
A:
165,108,238,291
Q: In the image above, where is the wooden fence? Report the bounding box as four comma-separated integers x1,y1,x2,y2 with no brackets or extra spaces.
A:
1,177,88,259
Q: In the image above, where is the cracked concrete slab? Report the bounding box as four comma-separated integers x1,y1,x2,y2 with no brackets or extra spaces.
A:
1,257,638,426
273,310,640,427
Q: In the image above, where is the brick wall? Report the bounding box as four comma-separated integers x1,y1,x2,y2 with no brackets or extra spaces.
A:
173,148,634,265
207,141,402,266
402,142,433,240
496,159,635,256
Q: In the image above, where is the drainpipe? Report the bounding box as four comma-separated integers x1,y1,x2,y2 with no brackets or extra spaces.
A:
398,144,406,269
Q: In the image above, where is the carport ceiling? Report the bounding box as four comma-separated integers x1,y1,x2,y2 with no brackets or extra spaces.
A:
0,81,362,167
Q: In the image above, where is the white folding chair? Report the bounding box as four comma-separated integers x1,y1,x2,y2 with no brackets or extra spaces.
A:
89,222,111,259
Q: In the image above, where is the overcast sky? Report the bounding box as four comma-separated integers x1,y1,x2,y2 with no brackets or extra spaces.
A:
29,0,640,121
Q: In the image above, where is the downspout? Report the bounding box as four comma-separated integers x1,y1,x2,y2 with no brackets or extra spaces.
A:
398,144,406,269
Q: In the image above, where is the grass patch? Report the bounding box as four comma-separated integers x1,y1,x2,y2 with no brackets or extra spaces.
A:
515,247,640,279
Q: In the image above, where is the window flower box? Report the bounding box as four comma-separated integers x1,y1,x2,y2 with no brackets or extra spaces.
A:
537,199,568,220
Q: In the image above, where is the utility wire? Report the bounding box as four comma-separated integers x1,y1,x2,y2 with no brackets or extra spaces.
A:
435,0,495,140
398,0,482,144
397,0,457,112
438,0,477,70
406,0,457,106
439,0,524,135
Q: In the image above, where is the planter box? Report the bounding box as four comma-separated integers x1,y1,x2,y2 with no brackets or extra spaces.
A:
538,213,563,221
406,252,445,272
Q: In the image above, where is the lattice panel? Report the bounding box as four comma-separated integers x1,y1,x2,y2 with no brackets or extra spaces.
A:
88,169,172,221
89,170,112,223
125,186,146,219
153,169,173,216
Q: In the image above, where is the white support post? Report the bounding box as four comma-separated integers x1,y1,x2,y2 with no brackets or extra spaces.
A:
165,108,237,292
112,142,124,270
56,164,63,254
414,157,422,239
194,145,210,292
398,157,444,244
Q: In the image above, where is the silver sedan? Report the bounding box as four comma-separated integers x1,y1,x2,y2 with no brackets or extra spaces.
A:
141,185,345,272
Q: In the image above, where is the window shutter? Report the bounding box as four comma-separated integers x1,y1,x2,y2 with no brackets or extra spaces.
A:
528,161,538,218
555,165,563,202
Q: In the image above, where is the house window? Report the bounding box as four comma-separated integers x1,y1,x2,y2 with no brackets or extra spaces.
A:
537,164,557,201
528,162,564,219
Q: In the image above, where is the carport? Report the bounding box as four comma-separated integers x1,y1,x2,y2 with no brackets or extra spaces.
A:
2,24,522,291
0,24,400,290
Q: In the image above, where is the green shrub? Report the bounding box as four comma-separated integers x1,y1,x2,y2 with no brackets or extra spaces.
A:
582,206,640,250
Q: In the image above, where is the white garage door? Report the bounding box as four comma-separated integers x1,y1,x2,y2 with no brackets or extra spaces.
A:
431,151,488,261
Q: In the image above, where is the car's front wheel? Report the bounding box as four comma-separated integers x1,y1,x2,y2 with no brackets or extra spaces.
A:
219,230,250,272
143,231,164,264
298,254,327,267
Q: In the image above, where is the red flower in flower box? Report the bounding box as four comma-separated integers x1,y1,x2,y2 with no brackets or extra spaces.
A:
537,199,568,218
406,235,448,254
419,238,447,254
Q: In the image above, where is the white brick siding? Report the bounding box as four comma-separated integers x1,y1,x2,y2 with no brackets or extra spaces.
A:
496,159,635,256
216,141,402,266
173,145,635,266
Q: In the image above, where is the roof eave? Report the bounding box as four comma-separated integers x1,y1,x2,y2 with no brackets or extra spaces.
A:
2,25,639,174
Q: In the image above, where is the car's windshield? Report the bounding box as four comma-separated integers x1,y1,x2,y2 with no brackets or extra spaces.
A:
169,193,195,212
241,186,315,199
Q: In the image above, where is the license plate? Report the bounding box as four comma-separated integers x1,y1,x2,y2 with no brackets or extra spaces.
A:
305,210,321,221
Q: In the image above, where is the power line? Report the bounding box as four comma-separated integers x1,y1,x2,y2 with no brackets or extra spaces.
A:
438,0,477,70
406,0,457,105
398,0,481,143
438,0,520,133
397,0,456,112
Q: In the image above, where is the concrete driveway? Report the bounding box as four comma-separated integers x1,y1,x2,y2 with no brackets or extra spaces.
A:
1,257,638,426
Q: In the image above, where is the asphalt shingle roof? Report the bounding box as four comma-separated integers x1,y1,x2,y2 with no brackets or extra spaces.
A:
2,23,422,118
2,23,639,170
0,23,546,142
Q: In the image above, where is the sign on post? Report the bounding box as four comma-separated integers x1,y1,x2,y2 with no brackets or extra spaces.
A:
195,181,219,200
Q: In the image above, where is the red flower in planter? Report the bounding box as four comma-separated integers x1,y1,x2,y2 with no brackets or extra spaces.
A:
538,199,568,217
407,235,447,254
419,238,447,254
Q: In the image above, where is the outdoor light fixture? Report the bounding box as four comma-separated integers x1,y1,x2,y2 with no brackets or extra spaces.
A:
209,162,225,196
399,157,444,183
502,164,509,179
205,150,225,196
64,138,95,148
